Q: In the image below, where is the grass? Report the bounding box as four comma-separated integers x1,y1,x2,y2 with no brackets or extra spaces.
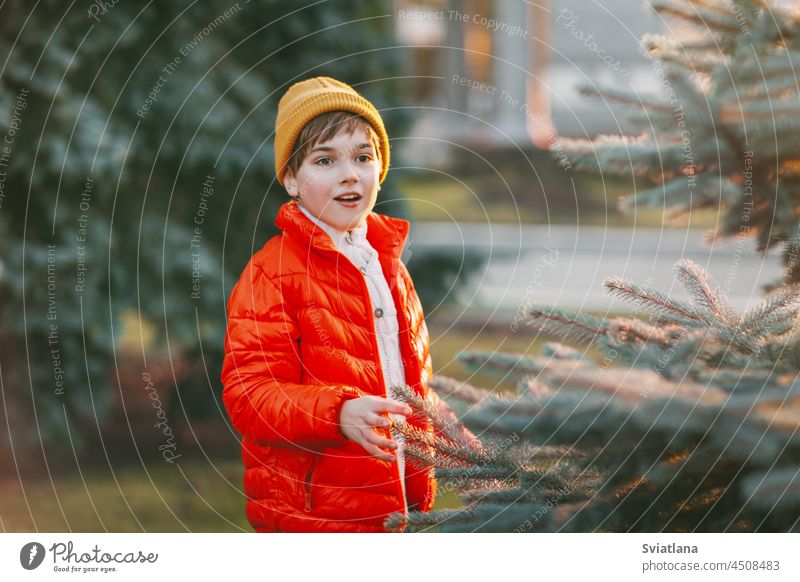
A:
399,174,722,229
0,458,250,532
0,455,467,531
400,177,543,224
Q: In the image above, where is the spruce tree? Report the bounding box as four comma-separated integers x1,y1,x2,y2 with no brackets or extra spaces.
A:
0,1,408,462
561,0,800,285
388,0,800,532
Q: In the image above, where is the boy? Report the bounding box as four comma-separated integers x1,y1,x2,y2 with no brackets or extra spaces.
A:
221,76,437,532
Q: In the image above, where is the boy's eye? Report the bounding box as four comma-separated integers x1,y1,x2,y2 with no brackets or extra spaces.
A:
357,154,373,162
315,156,333,166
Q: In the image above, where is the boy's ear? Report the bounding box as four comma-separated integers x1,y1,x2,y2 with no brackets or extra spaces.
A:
283,170,299,197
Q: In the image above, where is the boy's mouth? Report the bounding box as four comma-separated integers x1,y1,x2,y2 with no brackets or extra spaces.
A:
333,192,362,206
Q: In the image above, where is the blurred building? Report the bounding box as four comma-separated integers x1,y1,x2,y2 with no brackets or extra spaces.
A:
393,0,666,166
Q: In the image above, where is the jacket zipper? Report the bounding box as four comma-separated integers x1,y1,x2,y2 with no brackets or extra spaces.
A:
303,453,318,512
370,305,409,521
317,239,409,522
376,322,410,516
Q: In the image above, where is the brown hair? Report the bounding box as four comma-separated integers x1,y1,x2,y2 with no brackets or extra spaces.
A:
283,110,383,180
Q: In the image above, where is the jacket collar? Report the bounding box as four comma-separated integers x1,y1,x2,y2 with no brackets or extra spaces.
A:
296,201,368,249
274,199,410,262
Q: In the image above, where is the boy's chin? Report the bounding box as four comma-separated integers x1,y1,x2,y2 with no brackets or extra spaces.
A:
328,207,373,229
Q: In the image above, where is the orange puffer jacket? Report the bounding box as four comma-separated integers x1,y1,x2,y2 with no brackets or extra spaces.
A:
221,200,436,532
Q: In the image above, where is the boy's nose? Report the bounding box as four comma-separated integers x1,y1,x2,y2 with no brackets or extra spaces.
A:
338,159,360,182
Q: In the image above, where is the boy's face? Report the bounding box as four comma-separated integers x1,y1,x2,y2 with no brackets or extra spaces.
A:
283,127,380,232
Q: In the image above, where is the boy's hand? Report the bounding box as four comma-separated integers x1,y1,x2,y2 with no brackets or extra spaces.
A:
339,396,412,462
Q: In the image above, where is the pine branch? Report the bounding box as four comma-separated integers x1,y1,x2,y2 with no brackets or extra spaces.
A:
674,259,737,324
650,0,743,34
401,383,481,447
384,507,475,532
739,284,800,332
525,305,611,345
558,133,682,177
604,275,709,324
539,342,590,361
577,84,673,113
399,422,485,469
434,465,520,481
457,350,590,381
428,375,492,405
733,48,800,77
607,317,676,348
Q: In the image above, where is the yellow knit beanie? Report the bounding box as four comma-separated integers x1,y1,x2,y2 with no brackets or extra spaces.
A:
274,76,391,186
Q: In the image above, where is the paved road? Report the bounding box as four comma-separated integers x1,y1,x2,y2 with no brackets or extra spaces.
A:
410,222,784,319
